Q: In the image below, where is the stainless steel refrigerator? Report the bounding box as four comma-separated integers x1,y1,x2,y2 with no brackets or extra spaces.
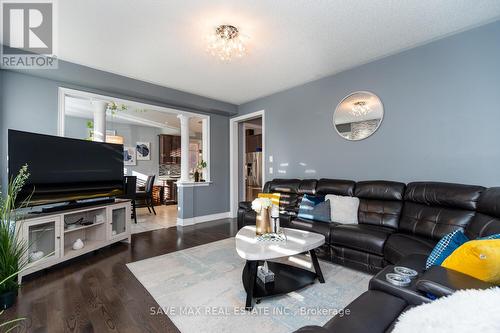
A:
246,152,262,200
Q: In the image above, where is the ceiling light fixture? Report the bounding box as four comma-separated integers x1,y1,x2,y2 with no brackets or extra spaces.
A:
351,101,371,117
207,25,247,61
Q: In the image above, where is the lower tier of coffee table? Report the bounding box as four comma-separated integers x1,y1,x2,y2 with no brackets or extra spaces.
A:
242,253,324,310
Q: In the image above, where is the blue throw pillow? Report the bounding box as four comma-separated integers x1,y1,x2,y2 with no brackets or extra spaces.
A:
425,230,469,269
298,194,331,223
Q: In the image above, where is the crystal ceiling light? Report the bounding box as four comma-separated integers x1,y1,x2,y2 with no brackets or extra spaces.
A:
207,25,247,61
351,101,371,117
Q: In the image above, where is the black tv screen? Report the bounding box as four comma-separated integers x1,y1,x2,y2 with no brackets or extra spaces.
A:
8,129,124,206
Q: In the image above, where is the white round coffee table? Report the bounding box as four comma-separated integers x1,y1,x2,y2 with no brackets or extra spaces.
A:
235,226,326,309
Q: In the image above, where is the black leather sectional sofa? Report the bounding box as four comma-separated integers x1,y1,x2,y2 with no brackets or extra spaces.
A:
237,178,500,332
238,178,500,273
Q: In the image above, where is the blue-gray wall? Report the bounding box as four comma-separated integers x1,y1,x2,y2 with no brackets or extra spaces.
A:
238,20,500,187
0,62,234,217
7,59,237,116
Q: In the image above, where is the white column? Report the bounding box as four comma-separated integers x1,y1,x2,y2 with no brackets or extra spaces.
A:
178,114,191,183
201,118,209,181
92,100,108,142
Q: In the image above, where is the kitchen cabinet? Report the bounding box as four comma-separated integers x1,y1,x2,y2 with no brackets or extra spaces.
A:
159,135,181,164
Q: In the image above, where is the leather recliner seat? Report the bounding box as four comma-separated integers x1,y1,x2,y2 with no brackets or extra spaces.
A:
238,178,499,273
330,180,405,272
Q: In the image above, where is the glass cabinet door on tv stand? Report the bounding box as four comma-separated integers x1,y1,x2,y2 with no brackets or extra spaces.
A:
23,216,62,267
107,203,130,241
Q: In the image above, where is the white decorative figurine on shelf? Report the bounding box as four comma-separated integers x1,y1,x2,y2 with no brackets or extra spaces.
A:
29,250,44,262
95,214,105,224
72,238,84,250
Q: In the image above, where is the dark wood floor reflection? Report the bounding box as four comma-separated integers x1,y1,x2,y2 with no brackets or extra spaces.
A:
3,219,238,333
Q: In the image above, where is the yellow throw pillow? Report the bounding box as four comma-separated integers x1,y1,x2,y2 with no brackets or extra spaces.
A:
441,239,500,284
257,193,281,206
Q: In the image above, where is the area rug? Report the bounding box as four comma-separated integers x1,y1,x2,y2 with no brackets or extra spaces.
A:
126,238,371,333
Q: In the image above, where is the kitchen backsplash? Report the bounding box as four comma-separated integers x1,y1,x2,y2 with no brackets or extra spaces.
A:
159,164,181,176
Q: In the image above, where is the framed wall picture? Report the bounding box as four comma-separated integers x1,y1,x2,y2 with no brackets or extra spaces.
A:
136,142,151,160
124,146,137,165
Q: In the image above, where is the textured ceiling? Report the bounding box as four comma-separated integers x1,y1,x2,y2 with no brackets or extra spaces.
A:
57,0,500,104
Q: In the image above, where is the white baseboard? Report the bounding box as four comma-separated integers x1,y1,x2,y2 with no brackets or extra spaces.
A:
177,211,231,226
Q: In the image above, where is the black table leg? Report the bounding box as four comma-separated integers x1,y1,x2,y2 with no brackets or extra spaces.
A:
245,260,258,310
310,249,325,283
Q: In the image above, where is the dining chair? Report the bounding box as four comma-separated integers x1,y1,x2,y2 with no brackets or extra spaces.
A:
136,175,157,215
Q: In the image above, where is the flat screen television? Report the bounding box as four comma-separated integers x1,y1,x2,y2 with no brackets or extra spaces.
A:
8,129,124,207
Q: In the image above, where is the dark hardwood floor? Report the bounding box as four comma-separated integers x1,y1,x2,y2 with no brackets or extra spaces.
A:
2,219,238,333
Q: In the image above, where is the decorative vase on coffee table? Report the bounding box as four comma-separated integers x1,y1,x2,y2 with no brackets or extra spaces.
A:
256,207,272,235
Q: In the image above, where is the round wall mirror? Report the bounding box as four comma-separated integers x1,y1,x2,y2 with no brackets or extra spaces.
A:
333,91,384,141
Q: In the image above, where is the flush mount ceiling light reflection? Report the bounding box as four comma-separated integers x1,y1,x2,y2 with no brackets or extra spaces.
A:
106,135,124,144
207,24,247,61
351,101,371,117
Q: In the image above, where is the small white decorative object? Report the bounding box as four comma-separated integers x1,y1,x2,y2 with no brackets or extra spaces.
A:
30,250,44,262
112,230,117,236
72,238,84,250
95,214,105,224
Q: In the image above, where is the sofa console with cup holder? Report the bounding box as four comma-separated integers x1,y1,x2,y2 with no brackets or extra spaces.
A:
293,264,495,333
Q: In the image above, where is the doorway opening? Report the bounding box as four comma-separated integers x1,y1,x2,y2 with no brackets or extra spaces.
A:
241,118,262,202
229,110,265,217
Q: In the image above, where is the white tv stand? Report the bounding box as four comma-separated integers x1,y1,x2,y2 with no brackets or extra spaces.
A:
18,199,131,282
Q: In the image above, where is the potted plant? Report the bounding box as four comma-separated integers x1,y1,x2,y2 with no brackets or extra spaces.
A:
0,165,30,310
194,160,207,182
0,270,25,330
